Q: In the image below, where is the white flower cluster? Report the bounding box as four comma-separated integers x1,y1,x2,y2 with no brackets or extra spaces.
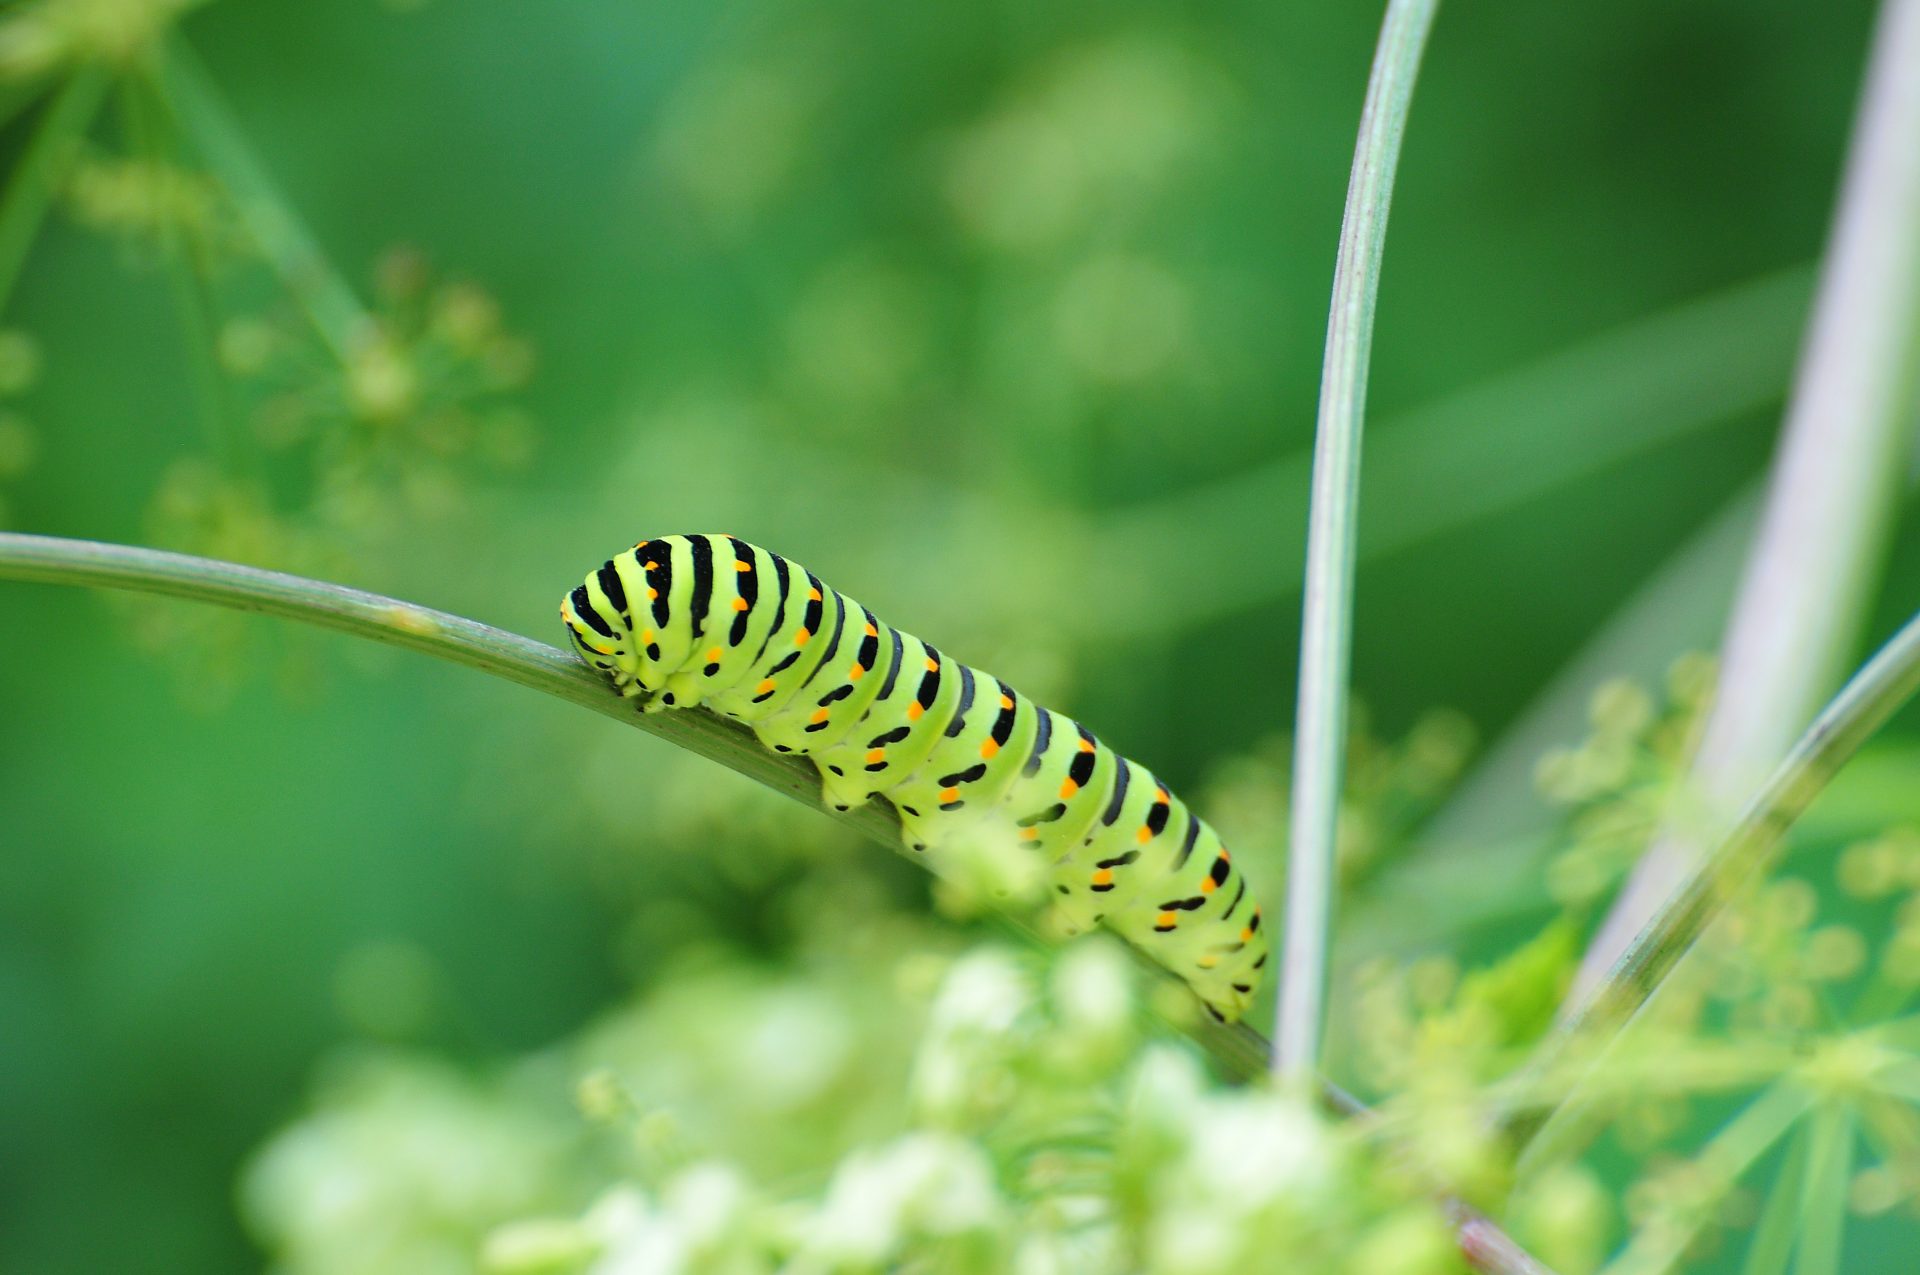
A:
251,936,1475,1275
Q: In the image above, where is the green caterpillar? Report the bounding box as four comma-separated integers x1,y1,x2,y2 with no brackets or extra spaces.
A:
561,534,1267,1022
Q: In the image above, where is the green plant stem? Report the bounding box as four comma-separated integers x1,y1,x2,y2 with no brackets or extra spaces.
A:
1742,1125,1809,1275
1280,0,1439,1081
0,66,109,315
1357,433,1920,961
0,531,1553,1275
122,68,237,468
1794,1103,1853,1275
0,531,850,822
159,40,370,362
1508,603,1920,1155
1598,1081,1811,1275
1574,0,1920,1003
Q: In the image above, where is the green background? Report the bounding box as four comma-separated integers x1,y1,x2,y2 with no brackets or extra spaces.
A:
2,0,1914,1269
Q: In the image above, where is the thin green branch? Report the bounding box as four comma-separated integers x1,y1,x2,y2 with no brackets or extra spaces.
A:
0,66,109,315
1793,1103,1853,1275
0,530,1552,1275
0,531,1269,1063
1575,0,1920,1002
159,40,370,362
1508,603,1920,1155
0,531,853,826
1598,1082,1811,1275
1741,1125,1808,1275
1279,0,1439,1080
0,532,1280,1071
1360,435,1920,962
122,67,237,466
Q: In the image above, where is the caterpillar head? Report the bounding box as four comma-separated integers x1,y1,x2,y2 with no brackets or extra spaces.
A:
561,568,645,697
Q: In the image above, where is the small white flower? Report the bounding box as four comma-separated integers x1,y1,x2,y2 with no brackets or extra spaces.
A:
1051,936,1135,1038
802,1133,1004,1266
912,950,1033,1120
1184,1094,1333,1210
663,1162,750,1250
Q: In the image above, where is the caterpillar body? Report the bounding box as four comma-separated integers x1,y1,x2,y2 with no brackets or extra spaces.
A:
561,534,1267,1022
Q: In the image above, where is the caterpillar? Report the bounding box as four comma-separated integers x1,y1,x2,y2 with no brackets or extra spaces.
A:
561,534,1268,1022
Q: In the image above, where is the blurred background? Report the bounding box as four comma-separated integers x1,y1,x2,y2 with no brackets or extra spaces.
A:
2,0,1917,1270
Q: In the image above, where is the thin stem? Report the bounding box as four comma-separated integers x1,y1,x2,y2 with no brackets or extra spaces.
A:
1598,1082,1811,1275
0,66,109,315
0,529,1289,1075
0,531,1554,1275
0,531,860,827
1742,1125,1809,1275
159,40,370,362
1279,0,1439,1080
122,67,237,467
1449,1205,1558,1275
1793,1103,1853,1275
1508,603,1920,1153
1574,0,1920,1002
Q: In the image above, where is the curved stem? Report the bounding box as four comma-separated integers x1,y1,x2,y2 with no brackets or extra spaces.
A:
1281,0,1440,1081
0,530,1551,1273
1574,0,1920,1005
0,531,870,834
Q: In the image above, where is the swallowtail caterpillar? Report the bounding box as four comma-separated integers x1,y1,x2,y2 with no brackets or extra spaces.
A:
562,534,1268,1022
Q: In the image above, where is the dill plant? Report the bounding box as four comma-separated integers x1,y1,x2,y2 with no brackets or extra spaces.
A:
2,0,1920,1273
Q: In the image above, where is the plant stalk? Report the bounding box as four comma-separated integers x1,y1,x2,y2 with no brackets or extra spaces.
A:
1573,0,1920,1002
1280,0,1439,1080
160,40,371,362
0,66,108,315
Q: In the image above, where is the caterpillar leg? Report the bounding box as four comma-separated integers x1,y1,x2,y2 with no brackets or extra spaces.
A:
818,768,875,814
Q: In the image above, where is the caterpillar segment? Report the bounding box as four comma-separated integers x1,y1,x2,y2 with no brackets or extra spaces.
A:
562,534,1269,1023
886,674,1040,854
736,569,841,727
1005,714,1121,870
814,629,943,813
751,580,854,753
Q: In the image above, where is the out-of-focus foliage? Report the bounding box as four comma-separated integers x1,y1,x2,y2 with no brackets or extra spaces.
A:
234,714,1544,1275
253,938,1485,1275
1535,657,1719,911
4,0,1920,1272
